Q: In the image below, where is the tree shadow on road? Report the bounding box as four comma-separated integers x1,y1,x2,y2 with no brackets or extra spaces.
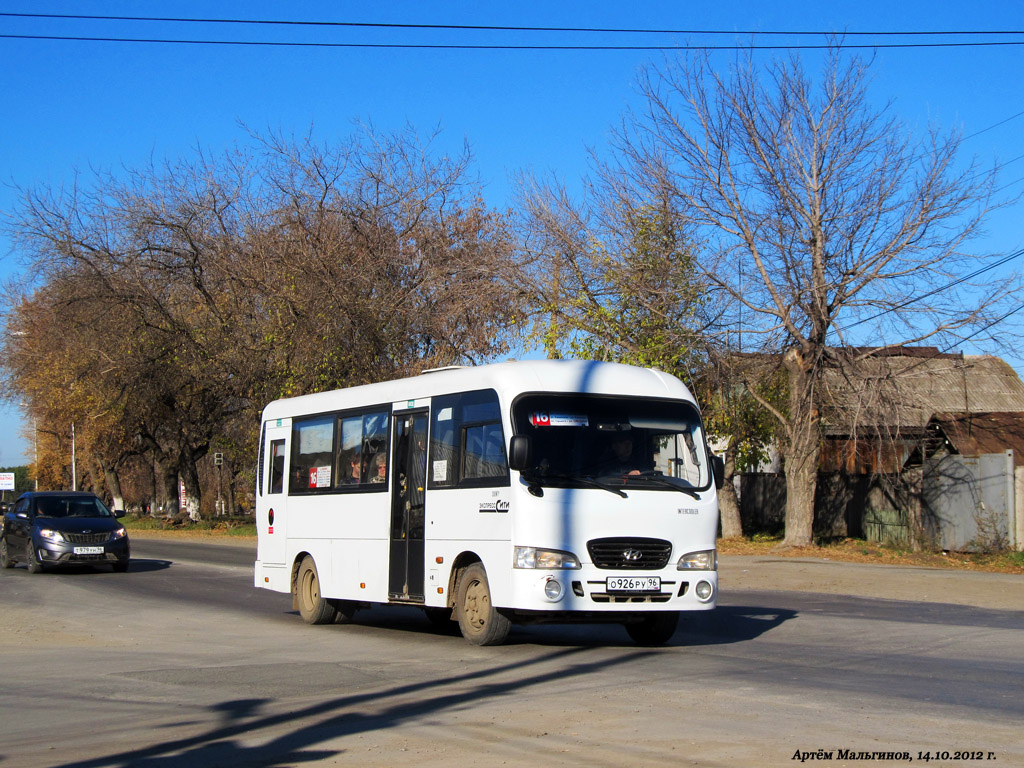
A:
45,646,652,768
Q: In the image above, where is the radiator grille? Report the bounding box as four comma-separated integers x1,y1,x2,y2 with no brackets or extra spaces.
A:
586,537,672,570
63,532,110,545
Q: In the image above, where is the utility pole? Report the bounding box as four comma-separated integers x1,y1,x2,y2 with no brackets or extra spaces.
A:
71,421,77,492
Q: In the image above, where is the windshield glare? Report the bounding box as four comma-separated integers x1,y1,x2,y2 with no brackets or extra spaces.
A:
513,394,711,489
34,497,113,518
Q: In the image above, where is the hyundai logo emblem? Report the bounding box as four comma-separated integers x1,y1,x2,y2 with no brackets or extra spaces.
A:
622,548,643,561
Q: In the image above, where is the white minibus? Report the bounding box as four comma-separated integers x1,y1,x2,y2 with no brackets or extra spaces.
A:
254,359,722,645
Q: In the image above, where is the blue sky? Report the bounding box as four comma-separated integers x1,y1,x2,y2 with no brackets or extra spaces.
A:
1,1,1023,465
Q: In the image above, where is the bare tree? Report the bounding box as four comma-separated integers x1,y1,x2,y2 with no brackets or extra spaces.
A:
515,171,784,539
3,125,522,513
610,47,1015,546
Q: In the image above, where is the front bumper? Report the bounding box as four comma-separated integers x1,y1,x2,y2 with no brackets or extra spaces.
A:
35,538,130,566
507,565,717,614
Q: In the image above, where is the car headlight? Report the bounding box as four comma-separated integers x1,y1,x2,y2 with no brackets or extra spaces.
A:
39,528,66,544
677,549,716,570
111,527,128,540
514,546,581,570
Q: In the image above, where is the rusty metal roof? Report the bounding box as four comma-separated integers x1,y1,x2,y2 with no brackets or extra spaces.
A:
823,354,1024,434
928,411,1024,466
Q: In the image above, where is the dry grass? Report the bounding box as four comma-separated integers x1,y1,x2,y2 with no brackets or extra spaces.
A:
718,536,1024,575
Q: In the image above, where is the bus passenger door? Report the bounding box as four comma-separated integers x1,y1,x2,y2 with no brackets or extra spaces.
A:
260,424,290,567
389,410,428,601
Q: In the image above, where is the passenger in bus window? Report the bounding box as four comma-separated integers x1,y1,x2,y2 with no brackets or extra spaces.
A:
371,453,387,483
344,456,362,484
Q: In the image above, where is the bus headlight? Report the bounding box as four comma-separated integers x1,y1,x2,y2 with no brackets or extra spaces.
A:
514,546,581,570
677,550,716,570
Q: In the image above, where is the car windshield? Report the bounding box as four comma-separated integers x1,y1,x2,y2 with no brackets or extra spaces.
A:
34,496,113,518
512,393,712,491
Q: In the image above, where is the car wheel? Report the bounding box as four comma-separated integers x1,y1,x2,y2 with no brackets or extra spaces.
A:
25,540,43,574
111,560,130,573
455,562,511,646
0,537,14,569
295,556,338,625
624,611,679,646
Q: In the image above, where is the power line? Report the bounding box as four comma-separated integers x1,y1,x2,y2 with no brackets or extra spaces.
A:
963,109,1024,141
1,12,1022,37
946,301,1024,350
2,33,1024,51
838,247,1024,333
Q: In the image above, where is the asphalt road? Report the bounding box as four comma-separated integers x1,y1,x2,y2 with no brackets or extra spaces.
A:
0,538,1021,767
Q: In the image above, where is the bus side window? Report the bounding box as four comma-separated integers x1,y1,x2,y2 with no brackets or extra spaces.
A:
430,389,509,488
269,439,286,494
333,409,390,488
463,423,507,480
258,423,266,497
291,416,335,492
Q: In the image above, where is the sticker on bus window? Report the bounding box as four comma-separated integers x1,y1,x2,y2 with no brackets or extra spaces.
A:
529,412,589,427
437,407,454,422
309,466,332,488
432,459,448,483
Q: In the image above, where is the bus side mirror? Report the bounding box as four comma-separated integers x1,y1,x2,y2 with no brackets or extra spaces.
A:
508,435,532,471
711,454,725,491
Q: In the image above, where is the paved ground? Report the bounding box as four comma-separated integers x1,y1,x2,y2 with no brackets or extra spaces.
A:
1,537,1021,768
720,553,1024,611
132,531,1024,610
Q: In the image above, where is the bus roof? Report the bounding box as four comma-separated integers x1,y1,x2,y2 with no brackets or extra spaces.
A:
261,359,696,422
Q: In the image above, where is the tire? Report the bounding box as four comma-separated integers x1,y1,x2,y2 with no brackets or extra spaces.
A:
111,560,130,573
0,537,13,569
624,611,679,646
25,540,43,574
295,556,338,625
455,563,511,646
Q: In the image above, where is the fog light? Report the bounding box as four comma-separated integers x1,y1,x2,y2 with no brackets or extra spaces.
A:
543,577,564,602
695,580,714,602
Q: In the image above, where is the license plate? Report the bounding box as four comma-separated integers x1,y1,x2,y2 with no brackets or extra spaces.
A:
74,546,105,555
606,576,661,593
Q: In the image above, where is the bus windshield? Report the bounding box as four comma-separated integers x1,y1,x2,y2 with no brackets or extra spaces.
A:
512,394,711,492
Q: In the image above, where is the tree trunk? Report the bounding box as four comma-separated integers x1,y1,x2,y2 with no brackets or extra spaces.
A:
155,458,178,516
782,347,820,547
103,464,125,512
180,455,202,521
718,446,744,538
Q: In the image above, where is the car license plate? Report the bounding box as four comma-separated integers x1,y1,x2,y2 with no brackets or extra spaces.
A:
73,546,105,555
606,576,661,593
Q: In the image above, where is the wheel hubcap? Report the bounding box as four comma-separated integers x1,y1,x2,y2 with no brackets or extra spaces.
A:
465,578,488,629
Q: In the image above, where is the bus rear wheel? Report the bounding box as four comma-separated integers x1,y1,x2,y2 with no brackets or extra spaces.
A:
455,563,511,646
624,611,679,646
295,556,338,625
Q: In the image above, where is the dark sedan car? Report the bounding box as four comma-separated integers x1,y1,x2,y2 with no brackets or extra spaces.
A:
0,491,130,573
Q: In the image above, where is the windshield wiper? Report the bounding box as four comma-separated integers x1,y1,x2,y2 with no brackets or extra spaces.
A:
627,471,702,499
522,471,628,498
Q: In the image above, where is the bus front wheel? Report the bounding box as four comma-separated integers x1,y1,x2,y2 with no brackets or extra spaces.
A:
455,563,511,646
295,556,338,625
